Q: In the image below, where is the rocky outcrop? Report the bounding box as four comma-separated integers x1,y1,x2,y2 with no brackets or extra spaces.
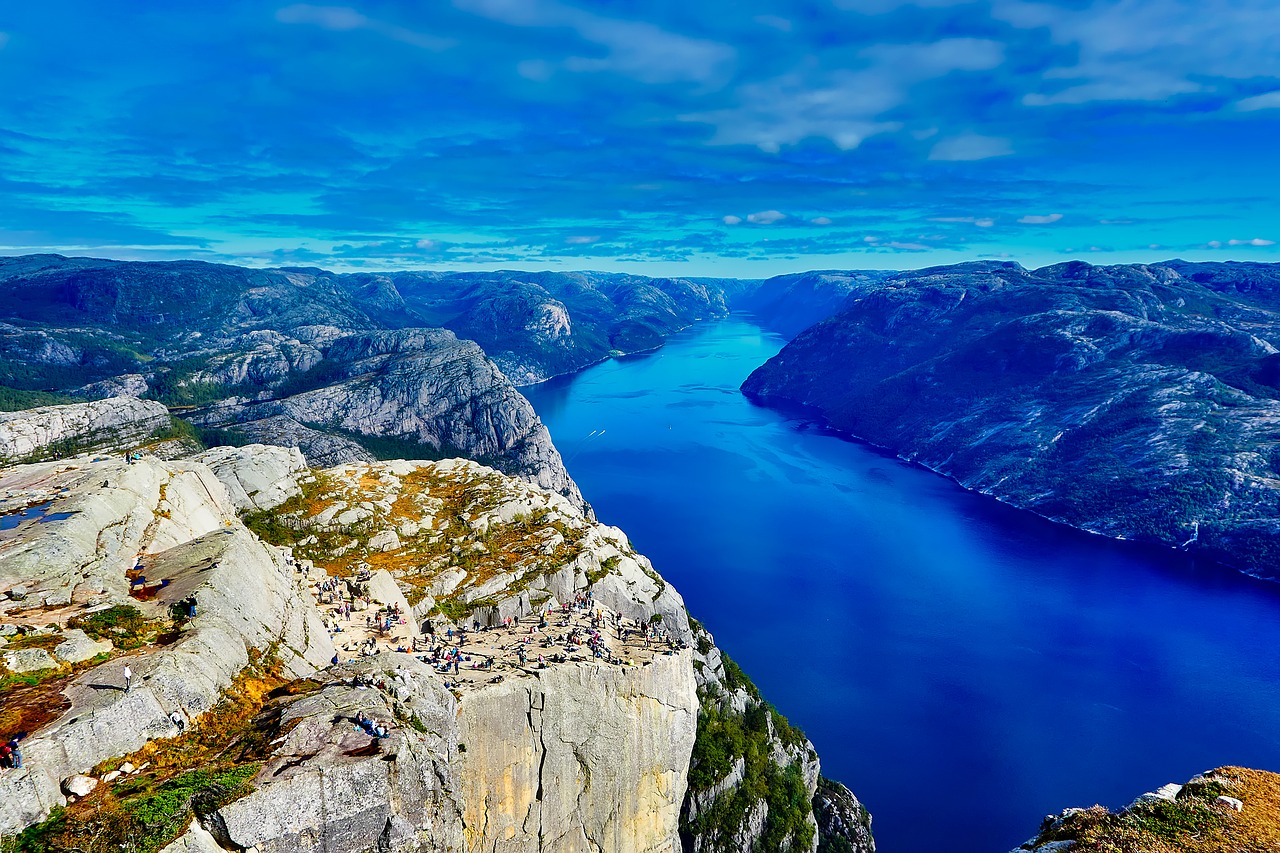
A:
196,444,307,512
71,373,149,400
192,330,584,509
1011,766,1280,852
0,396,170,463
682,620,873,853
744,260,1280,579
189,654,464,853
383,271,745,384
2,448,866,853
0,451,335,834
813,777,876,853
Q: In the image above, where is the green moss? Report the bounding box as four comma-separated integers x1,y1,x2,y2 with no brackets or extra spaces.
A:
148,416,204,446
682,650,815,852
67,604,165,651
0,667,63,693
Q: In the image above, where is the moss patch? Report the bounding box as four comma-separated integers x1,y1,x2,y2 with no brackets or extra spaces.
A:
1027,767,1280,853
3,650,301,853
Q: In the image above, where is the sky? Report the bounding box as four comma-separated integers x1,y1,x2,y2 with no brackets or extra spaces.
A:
1,1,1278,277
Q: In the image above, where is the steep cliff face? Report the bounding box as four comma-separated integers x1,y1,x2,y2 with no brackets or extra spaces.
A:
384,271,742,384
454,652,697,853
744,260,1280,579
0,396,171,463
681,621,874,853
2,445,861,853
189,330,584,508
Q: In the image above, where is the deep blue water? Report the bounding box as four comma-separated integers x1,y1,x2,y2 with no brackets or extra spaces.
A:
521,316,1280,853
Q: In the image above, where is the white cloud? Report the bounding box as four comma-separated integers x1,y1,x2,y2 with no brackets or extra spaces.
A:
682,38,1002,151
565,235,600,244
1201,239,1274,249
415,238,440,250
998,0,1280,106
722,215,742,225
1019,213,1063,224
931,216,997,227
457,0,734,84
1235,91,1280,111
746,210,786,224
811,217,833,226
276,4,451,50
928,134,1012,161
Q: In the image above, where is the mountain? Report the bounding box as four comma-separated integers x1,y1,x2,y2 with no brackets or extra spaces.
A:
370,270,747,384
0,256,746,506
742,260,1280,579
0,442,872,853
730,269,894,338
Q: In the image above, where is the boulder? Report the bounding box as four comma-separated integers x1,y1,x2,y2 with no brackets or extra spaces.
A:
3,647,58,673
1217,795,1244,811
196,445,307,512
60,775,98,798
368,529,401,552
53,629,113,664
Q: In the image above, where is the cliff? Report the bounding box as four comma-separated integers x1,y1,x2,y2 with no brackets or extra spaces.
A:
0,397,171,464
1,445,868,853
0,257,753,508
730,270,892,339
188,329,584,508
1010,766,1280,852
743,260,1280,579
379,270,742,384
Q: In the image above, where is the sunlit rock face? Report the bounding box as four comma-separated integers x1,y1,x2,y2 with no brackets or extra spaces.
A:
745,260,1280,579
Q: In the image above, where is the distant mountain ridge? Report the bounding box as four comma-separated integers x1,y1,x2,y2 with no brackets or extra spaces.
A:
0,255,745,505
743,259,1280,578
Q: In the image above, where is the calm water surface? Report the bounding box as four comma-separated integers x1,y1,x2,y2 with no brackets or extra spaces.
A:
521,316,1280,853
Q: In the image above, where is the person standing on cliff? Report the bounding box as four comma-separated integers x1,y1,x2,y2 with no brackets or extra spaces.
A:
123,664,132,694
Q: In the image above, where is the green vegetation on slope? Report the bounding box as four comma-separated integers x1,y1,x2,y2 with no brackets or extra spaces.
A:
682,645,818,853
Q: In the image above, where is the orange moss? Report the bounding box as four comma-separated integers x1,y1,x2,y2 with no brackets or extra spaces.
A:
1034,767,1280,853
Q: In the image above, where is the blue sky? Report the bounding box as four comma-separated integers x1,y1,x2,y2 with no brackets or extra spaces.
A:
1,1,1278,276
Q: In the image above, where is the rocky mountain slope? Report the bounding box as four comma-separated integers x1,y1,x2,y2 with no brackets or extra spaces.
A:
0,257,581,505
368,271,748,384
1011,766,1280,852
730,270,892,339
0,397,171,465
0,442,871,853
743,260,1280,579
0,256,750,505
